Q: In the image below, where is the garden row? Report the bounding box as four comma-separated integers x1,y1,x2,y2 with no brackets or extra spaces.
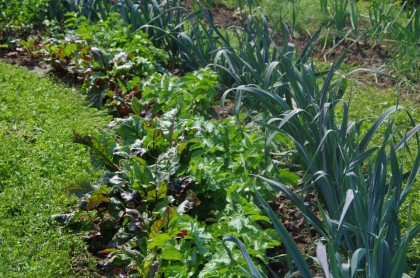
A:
1,0,419,277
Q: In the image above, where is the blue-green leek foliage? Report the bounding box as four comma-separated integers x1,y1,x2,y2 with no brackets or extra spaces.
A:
223,33,420,277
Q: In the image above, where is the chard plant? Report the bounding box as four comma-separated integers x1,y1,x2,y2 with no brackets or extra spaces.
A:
68,114,282,276
41,14,170,115
56,68,287,276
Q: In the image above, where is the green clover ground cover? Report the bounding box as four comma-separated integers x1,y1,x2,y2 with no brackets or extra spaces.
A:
0,62,109,276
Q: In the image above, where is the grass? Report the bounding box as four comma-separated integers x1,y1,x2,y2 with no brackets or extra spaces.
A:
342,82,420,269
0,62,109,277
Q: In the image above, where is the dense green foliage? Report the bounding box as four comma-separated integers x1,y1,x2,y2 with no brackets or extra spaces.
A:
0,0,418,277
0,62,109,276
70,110,284,276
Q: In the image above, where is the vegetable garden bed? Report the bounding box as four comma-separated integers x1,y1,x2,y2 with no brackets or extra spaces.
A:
1,0,419,277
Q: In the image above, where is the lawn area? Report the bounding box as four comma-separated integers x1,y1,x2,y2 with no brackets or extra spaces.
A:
0,62,108,276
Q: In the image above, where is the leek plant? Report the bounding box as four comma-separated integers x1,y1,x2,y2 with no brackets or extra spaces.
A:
108,0,222,70
111,0,186,33
46,0,113,22
213,14,318,111
388,6,419,79
368,0,406,46
368,0,419,78
223,41,420,276
213,14,283,90
320,0,350,31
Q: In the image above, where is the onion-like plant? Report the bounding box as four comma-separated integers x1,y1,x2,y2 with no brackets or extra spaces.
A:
47,0,113,22
223,39,420,276
321,0,350,31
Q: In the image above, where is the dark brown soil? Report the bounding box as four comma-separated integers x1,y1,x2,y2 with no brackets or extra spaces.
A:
0,48,51,76
209,6,241,28
292,32,399,89
266,191,321,277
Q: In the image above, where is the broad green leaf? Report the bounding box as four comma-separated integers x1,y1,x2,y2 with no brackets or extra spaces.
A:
149,218,166,239
118,116,146,145
66,181,93,198
129,157,154,190
147,181,168,202
131,97,142,115
91,47,111,68
148,233,172,249
161,245,182,261
85,185,109,211
278,168,299,187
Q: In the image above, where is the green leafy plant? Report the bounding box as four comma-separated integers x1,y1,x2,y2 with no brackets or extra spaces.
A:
69,108,282,276
40,15,169,115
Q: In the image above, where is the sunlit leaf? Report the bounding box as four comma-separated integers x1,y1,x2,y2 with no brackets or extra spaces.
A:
161,245,182,261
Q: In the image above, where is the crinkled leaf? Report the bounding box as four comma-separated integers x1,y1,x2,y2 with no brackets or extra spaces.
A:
131,97,142,115
118,116,146,145
90,134,118,171
91,47,111,68
86,193,109,211
147,181,168,202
